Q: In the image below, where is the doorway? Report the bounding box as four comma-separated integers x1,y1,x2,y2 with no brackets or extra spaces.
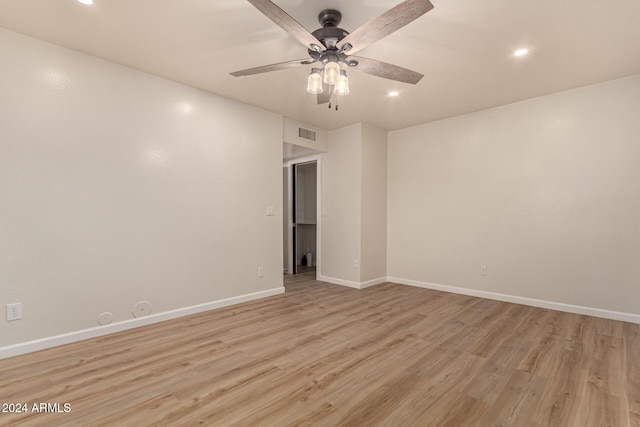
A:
284,157,321,278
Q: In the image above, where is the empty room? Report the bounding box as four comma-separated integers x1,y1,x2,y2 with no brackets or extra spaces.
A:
1,0,639,426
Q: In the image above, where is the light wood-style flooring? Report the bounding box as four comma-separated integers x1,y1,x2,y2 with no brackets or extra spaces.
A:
1,276,639,426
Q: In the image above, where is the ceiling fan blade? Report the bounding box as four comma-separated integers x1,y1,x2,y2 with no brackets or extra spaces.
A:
337,0,434,55
349,56,424,84
230,58,314,77
317,82,331,104
247,0,325,51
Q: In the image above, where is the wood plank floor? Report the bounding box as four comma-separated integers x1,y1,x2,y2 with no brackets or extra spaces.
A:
1,275,639,426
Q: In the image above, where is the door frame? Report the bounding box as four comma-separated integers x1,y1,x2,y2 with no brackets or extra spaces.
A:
284,155,322,277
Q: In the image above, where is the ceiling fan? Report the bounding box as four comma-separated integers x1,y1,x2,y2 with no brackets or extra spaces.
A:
231,0,435,106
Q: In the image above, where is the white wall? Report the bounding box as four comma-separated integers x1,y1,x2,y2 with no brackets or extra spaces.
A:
388,75,640,316
296,162,317,223
320,122,388,287
360,124,388,282
321,124,362,283
0,28,283,349
283,117,328,152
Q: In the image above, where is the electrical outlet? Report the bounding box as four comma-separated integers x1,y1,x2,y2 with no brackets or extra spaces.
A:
6,303,22,321
481,265,487,276
258,266,264,278
353,259,359,269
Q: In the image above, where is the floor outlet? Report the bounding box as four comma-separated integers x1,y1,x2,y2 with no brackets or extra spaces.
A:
6,303,23,321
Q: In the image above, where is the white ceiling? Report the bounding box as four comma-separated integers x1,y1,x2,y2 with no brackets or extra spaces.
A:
1,0,639,131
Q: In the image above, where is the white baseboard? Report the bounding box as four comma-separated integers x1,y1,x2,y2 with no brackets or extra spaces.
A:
317,275,386,290
360,277,388,289
317,275,361,289
0,287,285,360
387,277,640,324
12,275,635,360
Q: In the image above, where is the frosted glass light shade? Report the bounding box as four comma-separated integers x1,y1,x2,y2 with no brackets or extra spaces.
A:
323,61,340,85
334,71,349,96
306,69,323,94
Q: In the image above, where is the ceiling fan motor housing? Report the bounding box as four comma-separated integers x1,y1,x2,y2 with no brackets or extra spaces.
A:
308,9,355,66
313,9,349,47
318,9,341,27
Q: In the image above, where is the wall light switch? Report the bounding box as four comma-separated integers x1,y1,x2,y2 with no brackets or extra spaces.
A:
266,206,275,216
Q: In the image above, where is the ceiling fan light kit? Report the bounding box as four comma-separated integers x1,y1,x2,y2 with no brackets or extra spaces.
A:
323,60,341,85
234,0,434,107
334,70,350,96
306,68,323,94
307,67,350,97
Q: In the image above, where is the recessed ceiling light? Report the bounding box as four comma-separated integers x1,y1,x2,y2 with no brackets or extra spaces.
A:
513,48,529,57
77,0,93,5
388,91,399,97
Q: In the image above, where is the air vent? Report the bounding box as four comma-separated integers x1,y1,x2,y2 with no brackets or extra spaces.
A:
298,127,316,142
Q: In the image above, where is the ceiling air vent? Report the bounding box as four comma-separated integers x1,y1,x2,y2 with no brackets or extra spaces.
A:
298,127,316,142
